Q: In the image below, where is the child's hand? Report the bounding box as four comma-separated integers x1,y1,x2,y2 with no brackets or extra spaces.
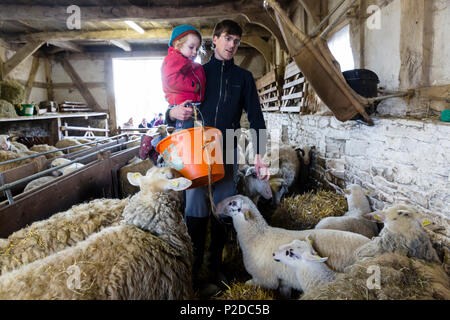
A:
169,100,193,121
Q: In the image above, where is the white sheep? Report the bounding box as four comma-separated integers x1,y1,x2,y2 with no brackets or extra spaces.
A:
55,138,91,153
23,176,57,192
273,237,336,295
355,204,441,263
51,158,85,176
0,198,128,274
215,195,370,297
315,184,379,238
0,134,12,151
0,166,194,299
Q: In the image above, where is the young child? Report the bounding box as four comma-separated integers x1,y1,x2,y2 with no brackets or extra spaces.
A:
140,25,205,161
161,25,206,129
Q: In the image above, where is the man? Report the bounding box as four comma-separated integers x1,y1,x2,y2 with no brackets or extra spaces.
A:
165,20,268,293
149,113,158,127
138,118,150,129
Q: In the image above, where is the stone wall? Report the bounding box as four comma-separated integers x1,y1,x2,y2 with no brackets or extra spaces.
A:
263,112,450,228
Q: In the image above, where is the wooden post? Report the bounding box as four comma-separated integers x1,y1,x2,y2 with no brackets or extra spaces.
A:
104,53,117,133
44,57,54,101
3,41,44,77
57,57,102,111
25,56,40,102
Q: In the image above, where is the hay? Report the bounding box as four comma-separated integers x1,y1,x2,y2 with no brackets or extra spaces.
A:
0,80,25,104
301,253,450,300
270,190,348,230
30,144,65,159
0,99,17,118
214,281,276,300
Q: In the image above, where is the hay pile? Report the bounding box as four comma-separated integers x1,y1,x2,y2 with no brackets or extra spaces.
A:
0,99,17,118
214,281,275,300
301,253,450,300
0,80,25,104
30,144,65,159
270,190,348,230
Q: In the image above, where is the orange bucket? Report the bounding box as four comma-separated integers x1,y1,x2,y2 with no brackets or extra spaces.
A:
156,127,225,189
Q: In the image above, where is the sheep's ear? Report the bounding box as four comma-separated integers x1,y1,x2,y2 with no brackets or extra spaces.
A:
165,177,192,191
127,172,143,186
363,211,385,222
302,252,328,263
306,235,313,245
421,219,445,232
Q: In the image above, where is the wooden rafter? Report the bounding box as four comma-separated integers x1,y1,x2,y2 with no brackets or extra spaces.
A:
48,41,83,53
241,36,272,66
3,41,44,77
0,3,263,22
57,57,101,111
109,40,131,52
25,56,40,101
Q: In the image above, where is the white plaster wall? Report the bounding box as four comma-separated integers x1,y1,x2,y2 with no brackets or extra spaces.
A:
430,0,450,86
363,0,402,90
264,112,450,233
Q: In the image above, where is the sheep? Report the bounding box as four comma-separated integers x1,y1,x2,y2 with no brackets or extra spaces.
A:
51,158,85,176
301,253,450,300
273,237,336,295
0,150,33,172
0,166,194,299
355,204,441,263
55,138,91,153
263,144,301,206
30,144,65,159
23,176,57,192
0,134,12,151
237,165,272,205
215,195,370,297
0,198,128,274
315,184,379,238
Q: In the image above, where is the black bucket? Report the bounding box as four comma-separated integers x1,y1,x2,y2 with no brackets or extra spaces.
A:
343,69,379,98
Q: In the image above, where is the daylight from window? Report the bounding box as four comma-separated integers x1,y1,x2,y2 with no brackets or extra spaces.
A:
113,58,168,128
328,24,355,72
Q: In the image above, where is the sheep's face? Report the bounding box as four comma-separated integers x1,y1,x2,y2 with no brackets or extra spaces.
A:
51,158,71,167
128,167,191,193
245,167,272,200
0,135,11,151
273,238,328,267
216,195,253,222
363,205,424,232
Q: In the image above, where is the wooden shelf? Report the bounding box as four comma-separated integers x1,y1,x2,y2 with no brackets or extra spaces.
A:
0,112,107,122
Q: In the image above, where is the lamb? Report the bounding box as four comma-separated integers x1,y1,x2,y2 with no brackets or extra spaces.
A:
0,134,13,151
51,158,85,176
355,204,441,263
55,138,91,153
0,150,33,172
0,166,194,299
0,198,128,274
273,237,336,295
215,195,370,297
23,176,57,192
237,165,272,205
315,184,379,238
30,144,64,159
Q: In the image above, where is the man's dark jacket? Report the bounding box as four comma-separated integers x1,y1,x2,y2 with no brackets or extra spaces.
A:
165,55,266,155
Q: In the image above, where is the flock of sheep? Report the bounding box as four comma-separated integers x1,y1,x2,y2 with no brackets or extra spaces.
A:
0,128,448,300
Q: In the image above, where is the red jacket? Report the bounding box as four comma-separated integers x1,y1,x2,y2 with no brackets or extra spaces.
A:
161,47,206,105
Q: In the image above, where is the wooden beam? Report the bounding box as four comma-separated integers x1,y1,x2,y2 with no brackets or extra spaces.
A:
48,41,83,53
241,36,273,66
57,57,102,111
0,3,263,22
104,54,117,132
25,56,40,101
241,12,289,52
109,40,131,52
239,54,253,70
44,57,54,101
3,41,44,77
298,0,320,26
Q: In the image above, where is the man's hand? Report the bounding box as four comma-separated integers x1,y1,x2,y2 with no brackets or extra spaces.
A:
254,154,269,181
169,100,193,121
